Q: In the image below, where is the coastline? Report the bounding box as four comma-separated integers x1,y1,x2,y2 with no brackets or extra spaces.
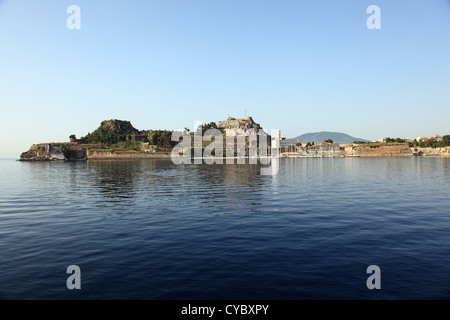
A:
17,145,450,162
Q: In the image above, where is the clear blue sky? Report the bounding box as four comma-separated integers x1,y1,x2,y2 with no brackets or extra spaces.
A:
1,0,449,157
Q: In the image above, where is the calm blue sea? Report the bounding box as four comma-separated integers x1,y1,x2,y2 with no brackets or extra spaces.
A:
0,157,449,299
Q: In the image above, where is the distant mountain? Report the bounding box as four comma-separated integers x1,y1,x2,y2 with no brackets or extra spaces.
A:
290,131,370,144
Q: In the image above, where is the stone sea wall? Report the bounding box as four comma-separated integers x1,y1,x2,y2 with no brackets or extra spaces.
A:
344,144,450,157
411,147,450,157
290,143,344,157
344,144,412,157
86,149,171,160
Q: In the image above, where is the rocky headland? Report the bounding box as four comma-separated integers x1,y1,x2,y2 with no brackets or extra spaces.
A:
19,118,450,161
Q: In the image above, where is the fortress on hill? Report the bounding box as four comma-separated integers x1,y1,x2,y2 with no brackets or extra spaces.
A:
217,116,265,136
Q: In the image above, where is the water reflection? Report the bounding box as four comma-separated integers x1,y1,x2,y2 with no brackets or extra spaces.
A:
70,160,268,216
3,157,450,299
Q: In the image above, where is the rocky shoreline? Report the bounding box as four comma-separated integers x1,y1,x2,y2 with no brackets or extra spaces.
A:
18,142,450,161
19,143,172,161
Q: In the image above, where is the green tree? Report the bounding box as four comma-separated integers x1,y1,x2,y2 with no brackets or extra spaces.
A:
147,130,156,145
80,126,125,144
159,131,172,148
442,135,450,146
197,122,221,135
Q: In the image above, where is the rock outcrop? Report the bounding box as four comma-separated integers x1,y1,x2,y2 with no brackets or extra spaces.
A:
100,119,140,135
20,144,65,161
